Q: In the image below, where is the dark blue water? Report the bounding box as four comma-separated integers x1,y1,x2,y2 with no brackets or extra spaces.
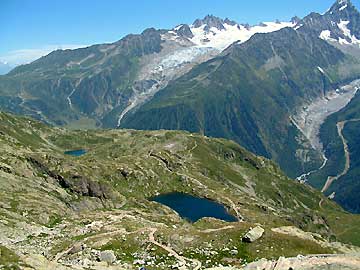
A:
64,149,87,156
151,192,238,222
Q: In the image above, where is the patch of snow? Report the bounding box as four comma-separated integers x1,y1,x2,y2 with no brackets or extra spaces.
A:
337,20,360,45
174,24,184,31
317,66,325,74
338,20,351,37
339,37,350,45
294,24,303,30
339,4,348,11
319,30,334,41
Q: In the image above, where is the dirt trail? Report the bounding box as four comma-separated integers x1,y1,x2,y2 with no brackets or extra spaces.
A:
201,225,234,234
321,118,360,193
148,228,187,266
148,228,202,270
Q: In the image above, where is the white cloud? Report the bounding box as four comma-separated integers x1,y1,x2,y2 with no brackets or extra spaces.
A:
0,44,88,66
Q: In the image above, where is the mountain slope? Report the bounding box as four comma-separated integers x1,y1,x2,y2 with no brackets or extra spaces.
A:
121,0,360,179
306,90,360,213
0,28,164,128
0,16,292,130
121,21,360,177
1,112,360,269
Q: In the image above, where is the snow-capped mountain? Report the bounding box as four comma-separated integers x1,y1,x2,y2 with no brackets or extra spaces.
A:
2,0,360,130
166,15,295,51
119,15,295,125
296,0,360,48
121,0,360,187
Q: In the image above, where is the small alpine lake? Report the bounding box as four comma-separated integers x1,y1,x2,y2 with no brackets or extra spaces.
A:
150,192,238,223
64,149,87,157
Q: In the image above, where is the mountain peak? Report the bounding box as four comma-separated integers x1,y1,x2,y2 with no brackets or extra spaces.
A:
328,0,355,13
291,16,301,24
335,0,352,7
192,15,227,31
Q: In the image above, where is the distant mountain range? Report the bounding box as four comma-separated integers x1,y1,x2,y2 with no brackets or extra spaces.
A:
1,0,360,212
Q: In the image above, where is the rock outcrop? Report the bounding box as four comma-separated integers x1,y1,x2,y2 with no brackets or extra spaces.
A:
242,226,265,243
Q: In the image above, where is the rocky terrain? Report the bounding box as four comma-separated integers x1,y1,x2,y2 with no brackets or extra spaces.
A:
1,112,360,269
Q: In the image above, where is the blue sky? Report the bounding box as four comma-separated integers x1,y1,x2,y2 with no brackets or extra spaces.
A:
1,0,358,65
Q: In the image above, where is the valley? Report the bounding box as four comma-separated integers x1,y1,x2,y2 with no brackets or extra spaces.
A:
293,79,360,182
321,118,360,193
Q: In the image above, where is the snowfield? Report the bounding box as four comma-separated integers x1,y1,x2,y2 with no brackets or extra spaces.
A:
320,20,360,46
158,47,215,70
189,22,294,50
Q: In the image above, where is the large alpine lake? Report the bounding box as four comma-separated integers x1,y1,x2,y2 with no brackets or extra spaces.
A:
151,192,238,223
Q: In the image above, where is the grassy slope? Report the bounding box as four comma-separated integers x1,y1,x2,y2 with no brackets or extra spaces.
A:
1,112,360,269
0,29,162,128
333,122,360,212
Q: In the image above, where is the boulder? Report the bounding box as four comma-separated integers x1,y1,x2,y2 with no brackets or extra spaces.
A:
242,226,265,243
99,250,116,263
